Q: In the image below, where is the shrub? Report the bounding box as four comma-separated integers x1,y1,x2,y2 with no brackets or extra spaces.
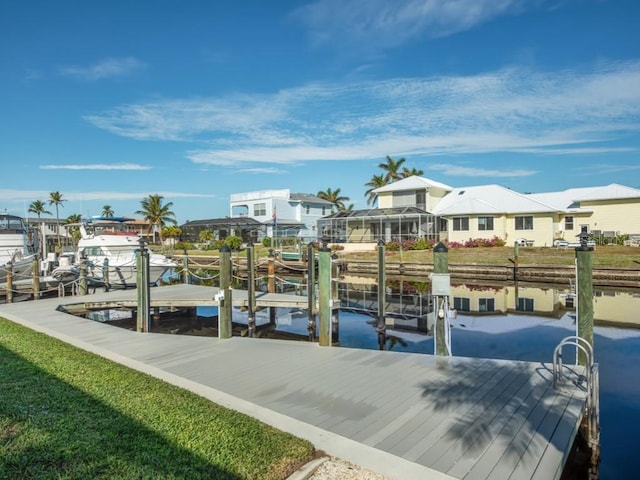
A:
262,237,272,248
223,235,243,251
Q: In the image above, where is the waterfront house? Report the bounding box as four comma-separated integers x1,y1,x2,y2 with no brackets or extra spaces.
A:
317,176,452,245
229,189,333,242
433,183,640,246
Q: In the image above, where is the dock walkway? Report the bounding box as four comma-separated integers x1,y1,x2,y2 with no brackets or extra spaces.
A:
0,284,588,480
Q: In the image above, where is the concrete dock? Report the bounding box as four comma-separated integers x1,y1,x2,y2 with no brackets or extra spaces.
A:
0,284,589,480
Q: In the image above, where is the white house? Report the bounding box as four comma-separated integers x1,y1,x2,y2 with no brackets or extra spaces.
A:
229,189,333,241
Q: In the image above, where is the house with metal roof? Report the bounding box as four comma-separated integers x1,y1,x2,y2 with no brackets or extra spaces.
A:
429,182,640,246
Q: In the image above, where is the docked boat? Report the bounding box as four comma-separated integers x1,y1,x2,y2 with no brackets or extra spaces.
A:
0,214,39,285
51,217,176,287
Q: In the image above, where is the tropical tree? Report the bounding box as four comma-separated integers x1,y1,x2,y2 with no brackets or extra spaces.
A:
364,174,387,206
48,191,66,249
27,200,52,257
378,155,406,183
28,200,52,219
136,194,177,244
402,166,424,178
317,187,350,213
102,205,114,217
65,213,83,244
162,225,182,247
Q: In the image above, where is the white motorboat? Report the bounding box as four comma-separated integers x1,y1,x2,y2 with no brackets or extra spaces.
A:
0,214,39,285
52,217,176,287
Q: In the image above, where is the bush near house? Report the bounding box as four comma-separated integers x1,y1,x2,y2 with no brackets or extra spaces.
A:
447,236,506,248
385,238,436,251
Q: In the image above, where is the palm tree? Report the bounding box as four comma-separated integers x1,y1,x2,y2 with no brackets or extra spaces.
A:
28,200,51,219
135,194,177,244
102,205,114,217
198,229,214,245
65,213,82,244
402,166,424,178
317,187,350,213
28,200,52,257
48,191,66,250
364,174,387,206
378,155,406,183
162,225,182,247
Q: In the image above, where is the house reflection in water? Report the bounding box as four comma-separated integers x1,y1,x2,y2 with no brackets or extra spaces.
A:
337,275,640,330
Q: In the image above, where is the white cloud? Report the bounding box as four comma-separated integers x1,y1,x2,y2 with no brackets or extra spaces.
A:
59,57,146,80
85,61,640,166
428,164,537,177
0,189,215,202
290,0,537,49
237,167,289,174
40,163,151,171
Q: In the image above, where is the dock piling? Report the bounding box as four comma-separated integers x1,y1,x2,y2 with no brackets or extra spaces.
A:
247,245,256,337
307,241,316,341
377,240,386,350
433,242,450,356
218,245,233,339
318,242,331,346
6,262,13,303
135,241,150,332
575,227,595,366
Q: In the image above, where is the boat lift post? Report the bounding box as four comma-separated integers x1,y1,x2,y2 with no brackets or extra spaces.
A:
376,240,386,350
318,240,332,346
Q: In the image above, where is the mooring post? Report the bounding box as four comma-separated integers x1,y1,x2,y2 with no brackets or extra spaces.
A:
6,262,13,303
32,257,40,300
377,240,386,350
79,254,88,296
246,245,256,337
136,240,150,332
318,241,332,346
331,252,340,345
218,244,233,339
267,248,276,326
575,227,594,366
307,241,316,341
433,242,449,356
102,257,110,292
182,251,190,284
513,241,520,281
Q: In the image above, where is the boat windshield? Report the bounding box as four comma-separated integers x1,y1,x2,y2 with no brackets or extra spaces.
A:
0,215,26,232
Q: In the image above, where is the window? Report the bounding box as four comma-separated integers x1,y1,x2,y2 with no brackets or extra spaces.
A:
453,297,470,312
479,298,495,312
564,216,574,230
452,217,469,231
306,205,310,214
516,297,534,312
478,216,494,231
416,190,426,210
515,216,533,230
253,203,266,216
322,206,326,215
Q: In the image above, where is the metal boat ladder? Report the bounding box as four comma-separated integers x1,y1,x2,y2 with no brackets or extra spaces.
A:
552,336,600,466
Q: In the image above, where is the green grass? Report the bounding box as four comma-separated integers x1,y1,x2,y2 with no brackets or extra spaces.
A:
0,319,315,479
345,246,640,268
173,245,640,268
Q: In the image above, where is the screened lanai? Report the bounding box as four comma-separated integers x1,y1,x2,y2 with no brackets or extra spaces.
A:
317,207,440,243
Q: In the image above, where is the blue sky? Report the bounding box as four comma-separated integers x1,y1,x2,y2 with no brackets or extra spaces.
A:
1,0,639,224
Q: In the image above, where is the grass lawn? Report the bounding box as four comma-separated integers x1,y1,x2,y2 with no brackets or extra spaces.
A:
176,245,640,269
0,318,315,480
